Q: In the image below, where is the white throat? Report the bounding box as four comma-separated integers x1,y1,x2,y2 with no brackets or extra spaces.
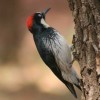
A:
41,18,49,28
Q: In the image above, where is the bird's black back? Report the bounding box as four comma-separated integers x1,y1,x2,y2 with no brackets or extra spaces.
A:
33,27,62,76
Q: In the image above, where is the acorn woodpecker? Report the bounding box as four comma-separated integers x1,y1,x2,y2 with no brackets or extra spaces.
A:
26,8,81,98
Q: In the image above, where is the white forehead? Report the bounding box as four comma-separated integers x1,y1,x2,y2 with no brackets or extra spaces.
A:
36,12,42,16
36,12,41,14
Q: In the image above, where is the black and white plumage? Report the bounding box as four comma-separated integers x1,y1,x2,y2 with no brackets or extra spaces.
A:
27,8,81,98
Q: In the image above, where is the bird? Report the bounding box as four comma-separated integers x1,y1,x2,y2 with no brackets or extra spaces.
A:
26,8,81,98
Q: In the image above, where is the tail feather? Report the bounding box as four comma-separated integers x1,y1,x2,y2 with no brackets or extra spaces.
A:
71,67,81,91
74,83,81,91
74,78,81,90
64,81,77,98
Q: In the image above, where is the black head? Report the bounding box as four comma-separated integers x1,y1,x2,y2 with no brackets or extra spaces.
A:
27,8,51,33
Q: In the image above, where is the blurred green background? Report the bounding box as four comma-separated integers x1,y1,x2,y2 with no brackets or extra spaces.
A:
0,0,81,100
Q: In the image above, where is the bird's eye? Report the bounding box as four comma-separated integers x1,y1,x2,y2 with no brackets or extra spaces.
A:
38,14,42,17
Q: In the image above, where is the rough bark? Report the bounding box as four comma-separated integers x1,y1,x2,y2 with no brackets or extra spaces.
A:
67,0,100,100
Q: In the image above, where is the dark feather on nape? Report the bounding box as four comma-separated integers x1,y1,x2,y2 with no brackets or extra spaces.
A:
64,81,77,98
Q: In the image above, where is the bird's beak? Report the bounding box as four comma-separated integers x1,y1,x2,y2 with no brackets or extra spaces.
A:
42,8,51,15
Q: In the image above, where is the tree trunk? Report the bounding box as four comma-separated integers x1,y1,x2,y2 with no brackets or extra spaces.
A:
67,0,100,100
